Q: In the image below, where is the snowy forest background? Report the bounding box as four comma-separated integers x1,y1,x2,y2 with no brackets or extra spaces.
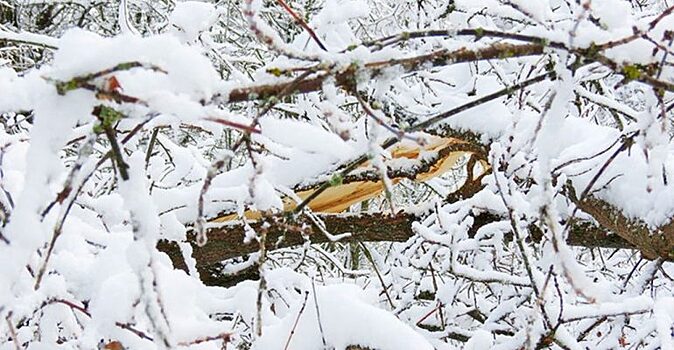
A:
1,0,674,349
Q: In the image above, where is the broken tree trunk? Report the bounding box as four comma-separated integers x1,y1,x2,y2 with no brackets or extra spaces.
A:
158,211,637,286
157,133,674,286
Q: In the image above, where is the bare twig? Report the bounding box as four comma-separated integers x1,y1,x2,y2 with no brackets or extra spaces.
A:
283,292,309,350
311,278,328,348
275,0,327,51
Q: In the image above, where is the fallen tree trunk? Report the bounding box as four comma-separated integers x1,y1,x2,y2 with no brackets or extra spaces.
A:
158,211,637,286
157,131,673,285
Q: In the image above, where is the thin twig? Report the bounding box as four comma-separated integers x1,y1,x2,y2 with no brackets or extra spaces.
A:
275,0,327,51
5,312,22,350
283,292,309,350
311,278,328,348
48,299,154,341
359,242,395,309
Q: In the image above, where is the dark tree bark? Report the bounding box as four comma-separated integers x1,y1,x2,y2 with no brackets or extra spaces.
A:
158,211,639,286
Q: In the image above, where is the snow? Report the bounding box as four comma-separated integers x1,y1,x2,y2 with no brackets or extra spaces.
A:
562,296,654,322
591,0,634,30
0,29,60,49
169,1,219,43
507,0,553,23
255,277,434,350
464,329,493,350
259,117,355,161
50,29,220,100
0,0,673,349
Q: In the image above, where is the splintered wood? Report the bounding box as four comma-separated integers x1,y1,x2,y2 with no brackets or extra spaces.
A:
213,136,471,221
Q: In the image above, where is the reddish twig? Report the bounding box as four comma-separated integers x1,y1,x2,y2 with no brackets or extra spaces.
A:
177,332,232,347
48,299,154,341
283,292,310,350
204,117,261,134
276,0,327,51
416,302,444,326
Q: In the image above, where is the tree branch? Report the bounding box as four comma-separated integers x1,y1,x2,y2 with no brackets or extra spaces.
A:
573,194,674,260
158,211,641,286
221,43,546,103
220,33,674,105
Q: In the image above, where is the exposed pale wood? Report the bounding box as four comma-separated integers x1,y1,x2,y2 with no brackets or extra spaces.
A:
212,136,470,221
292,136,466,213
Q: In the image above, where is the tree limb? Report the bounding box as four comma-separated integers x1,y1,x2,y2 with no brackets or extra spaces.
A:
220,37,674,105
158,211,640,286
221,43,545,103
573,195,674,260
